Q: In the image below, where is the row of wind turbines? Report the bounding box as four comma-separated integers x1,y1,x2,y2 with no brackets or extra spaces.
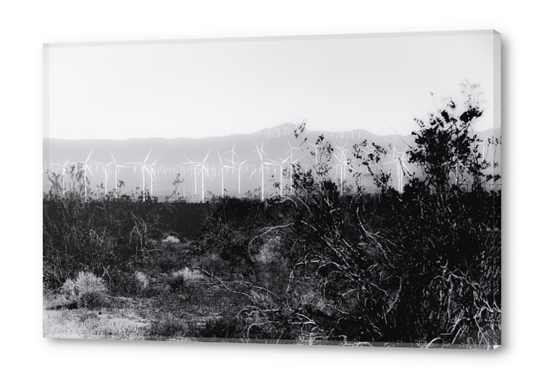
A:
45,137,496,201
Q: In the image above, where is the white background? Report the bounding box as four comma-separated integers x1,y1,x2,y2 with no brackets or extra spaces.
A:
0,1,538,378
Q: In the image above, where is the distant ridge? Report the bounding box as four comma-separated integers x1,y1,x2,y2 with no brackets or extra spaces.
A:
43,123,500,199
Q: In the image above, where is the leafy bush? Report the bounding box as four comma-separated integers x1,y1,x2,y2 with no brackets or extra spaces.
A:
61,271,108,309
192,82,500,346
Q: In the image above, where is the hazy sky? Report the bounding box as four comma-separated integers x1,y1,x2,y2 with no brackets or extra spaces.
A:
45,31,498,140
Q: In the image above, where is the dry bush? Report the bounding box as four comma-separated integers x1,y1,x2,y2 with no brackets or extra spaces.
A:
61,271,108,309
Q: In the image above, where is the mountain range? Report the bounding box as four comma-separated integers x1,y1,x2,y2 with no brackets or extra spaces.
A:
43,123,501,200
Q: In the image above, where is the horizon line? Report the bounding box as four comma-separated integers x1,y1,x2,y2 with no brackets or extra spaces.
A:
43,125,500,142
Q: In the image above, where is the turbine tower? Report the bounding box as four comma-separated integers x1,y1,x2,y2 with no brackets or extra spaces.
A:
216,150,233,197
233,158,249,195
61,157,72,195
277,156,290,197
79,149,95,201
125,149,153,201
102,160,114,195
148,156,160,196
225,142,239,168
185,150,212,202
333,142,349,195
109,151,129,197
384,145,411,194
286,140,300,192
253,142,277,201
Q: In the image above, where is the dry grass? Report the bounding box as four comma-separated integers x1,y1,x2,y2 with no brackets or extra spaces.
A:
43,307,150,340
43,291,151,340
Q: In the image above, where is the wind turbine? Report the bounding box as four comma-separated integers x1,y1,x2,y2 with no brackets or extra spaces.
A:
332,152,345,195
79,149,95,200
254,142,278,201
182,160,199,198
333,142,349,195
276,156,290,197
383,145,411,194
109,151,129,197
60,157,72,195
147,156,160,196
283,125,291,137
286,140,300,192
476,137,488,161
200,150,213,201
357,130,364,140
139,150,153,201
225,142,239,169
125,149,153,201
101,160,114,195
308,142,320,164
216,150,233,197
227,155,249,196
186,150,212,202
351,147,373,188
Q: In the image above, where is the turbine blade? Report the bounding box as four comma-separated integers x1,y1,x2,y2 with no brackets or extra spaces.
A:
86,164,96,180
144,149,153,163
85,148,94,163
203,149,211,163
402,147,409,160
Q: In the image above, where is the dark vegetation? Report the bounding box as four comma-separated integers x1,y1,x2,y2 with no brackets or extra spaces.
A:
43,82,501,348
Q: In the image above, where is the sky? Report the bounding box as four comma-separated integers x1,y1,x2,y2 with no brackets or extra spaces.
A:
45,31,499,140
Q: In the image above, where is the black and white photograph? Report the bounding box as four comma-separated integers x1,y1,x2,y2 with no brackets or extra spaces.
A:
42,31,501,348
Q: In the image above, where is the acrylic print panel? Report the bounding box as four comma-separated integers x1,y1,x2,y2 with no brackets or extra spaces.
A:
43,31,501,348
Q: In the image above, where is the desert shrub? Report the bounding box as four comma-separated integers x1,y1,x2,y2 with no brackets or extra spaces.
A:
193,197,270,278
387,184,501,344
61,271,108,309
173,267,205,282
43,170,209,290
194,83,501,346
133,271,149,294
147,313,185,339
370,84,502,346
151,244,192,273
166,272,185,293
165,267,205,301
106,269,144,297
